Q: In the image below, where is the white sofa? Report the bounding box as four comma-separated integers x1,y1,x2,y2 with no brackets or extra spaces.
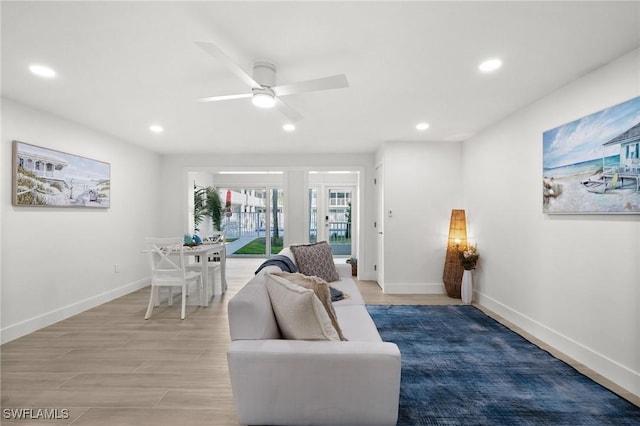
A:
227,249,401,426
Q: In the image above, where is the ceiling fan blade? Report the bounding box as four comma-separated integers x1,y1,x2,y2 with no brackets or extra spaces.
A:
274,98,304,123
273,74,348,97
197,93,252,103
195,41,261,89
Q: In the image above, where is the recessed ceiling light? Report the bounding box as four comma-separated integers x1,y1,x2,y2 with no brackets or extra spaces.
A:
283,123,295,132
149,125,164,133
29,64,56,78
478,58,502,73
416,122,430,131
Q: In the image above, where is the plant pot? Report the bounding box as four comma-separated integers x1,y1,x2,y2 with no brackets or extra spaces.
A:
346,258,357,276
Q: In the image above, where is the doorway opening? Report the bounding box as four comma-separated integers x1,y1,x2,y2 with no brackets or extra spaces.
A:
188,169,359,261
309,171,358,257
218,187,284,257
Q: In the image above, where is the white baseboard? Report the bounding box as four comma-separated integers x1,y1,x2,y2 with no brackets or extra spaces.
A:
1,277,150,344
384,282,444,294
476,291,640,399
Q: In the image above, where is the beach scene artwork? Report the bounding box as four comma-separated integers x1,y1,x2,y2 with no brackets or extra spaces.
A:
13,141,111,208
543,96,640,214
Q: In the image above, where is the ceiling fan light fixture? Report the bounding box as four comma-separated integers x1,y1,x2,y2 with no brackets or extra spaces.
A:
478,58,502,73
252,92,276,108
29,64,56,78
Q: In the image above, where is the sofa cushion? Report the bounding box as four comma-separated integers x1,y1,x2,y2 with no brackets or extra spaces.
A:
273,272,346,341
265,273,340,341
228,268,281,341
290,241,339,282
333,305,383,342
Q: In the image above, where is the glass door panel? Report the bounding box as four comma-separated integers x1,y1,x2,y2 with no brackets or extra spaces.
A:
327,189,352,255
270,188,284,254
308,185,354,255
309,188,318,243
218,187,284,257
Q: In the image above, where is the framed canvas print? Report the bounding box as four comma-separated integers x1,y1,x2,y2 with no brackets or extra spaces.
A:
12,141,111,208
543,96,640,214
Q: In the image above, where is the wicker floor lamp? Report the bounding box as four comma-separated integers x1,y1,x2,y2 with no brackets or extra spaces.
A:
443,209,467,298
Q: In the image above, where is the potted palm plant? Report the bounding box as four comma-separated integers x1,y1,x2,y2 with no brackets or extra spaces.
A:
193,185,207,234
194,186,225,233
206,187,224,231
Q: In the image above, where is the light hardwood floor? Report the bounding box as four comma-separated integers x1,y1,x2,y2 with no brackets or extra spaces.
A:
2,258,637,425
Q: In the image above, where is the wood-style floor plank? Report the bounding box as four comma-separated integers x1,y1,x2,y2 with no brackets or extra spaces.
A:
1,258,637,426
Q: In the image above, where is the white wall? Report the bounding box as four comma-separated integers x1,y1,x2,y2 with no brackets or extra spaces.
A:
157,154,377,280
284,170,310,246
379,141,464,293
1,98,161,343
463,49,640,397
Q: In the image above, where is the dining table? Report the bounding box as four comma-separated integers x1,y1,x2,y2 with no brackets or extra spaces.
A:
183,242,227,306
142,241,227,307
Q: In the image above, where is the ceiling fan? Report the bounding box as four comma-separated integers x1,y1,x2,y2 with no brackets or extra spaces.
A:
195,41,349,123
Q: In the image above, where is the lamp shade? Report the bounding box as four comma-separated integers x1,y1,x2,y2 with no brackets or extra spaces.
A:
447,209,467,249
443,209,467,298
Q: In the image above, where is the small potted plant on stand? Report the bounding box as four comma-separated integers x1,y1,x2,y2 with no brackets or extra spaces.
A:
346,257,358,276
459,244,479,304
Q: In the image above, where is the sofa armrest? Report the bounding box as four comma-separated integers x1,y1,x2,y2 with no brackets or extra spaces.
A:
335,262,352,278
228,339,401,426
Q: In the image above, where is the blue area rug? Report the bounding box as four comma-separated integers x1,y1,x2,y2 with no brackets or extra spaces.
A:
366,305,640,425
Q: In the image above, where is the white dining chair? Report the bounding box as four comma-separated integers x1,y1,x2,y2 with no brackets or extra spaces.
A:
208,231,226,246
145,237,203,320
206,231,226,294
188,231,224,297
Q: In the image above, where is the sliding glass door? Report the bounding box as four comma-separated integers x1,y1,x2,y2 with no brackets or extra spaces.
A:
217,187,284,257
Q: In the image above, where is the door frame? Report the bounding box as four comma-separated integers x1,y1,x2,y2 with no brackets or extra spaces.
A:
309,183,357,257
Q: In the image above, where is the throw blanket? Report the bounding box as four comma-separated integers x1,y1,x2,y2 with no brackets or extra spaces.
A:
255,255,298,275
330,287,344,302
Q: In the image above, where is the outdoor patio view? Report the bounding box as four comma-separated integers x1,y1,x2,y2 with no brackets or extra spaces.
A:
308,188,352,255
193,183,353,257
217,188,352,256
220,188,284,256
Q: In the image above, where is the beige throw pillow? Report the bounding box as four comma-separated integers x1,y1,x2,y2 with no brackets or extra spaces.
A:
265,273,339,341
273,272,347,341
290,241,339,282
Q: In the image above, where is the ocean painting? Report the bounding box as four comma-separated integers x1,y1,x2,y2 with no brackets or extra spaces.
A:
543,96,640,214
12,141,111,208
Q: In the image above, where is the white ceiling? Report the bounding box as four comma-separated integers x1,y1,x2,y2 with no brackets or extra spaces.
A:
2,1,639,155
